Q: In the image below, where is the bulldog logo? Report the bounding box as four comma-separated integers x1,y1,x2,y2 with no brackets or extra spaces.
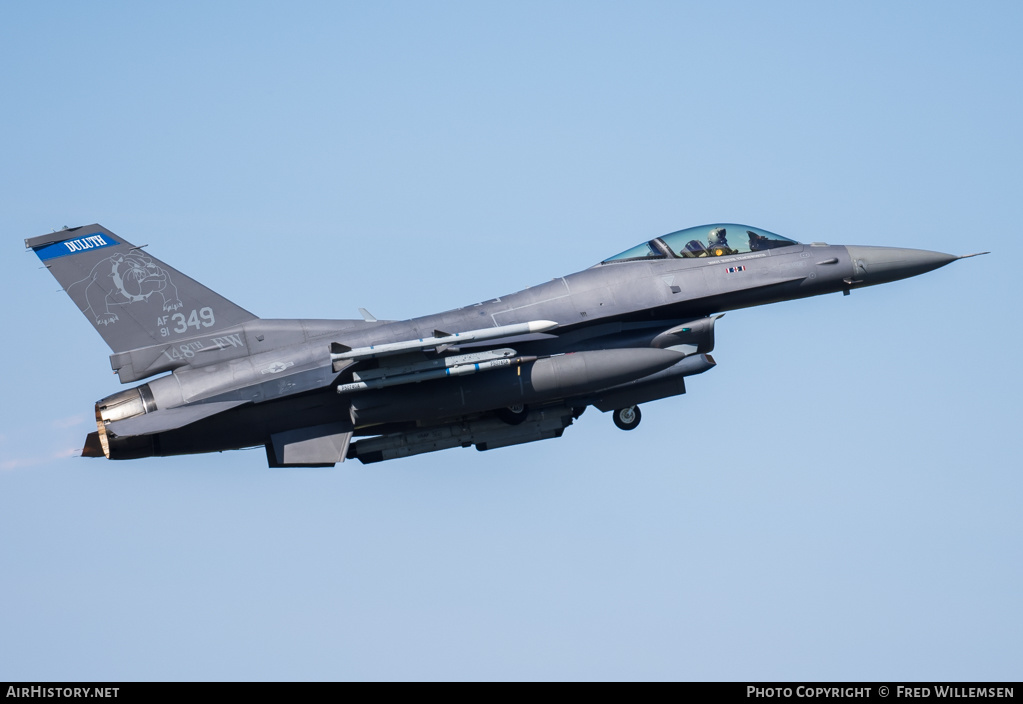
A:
68,252,183,326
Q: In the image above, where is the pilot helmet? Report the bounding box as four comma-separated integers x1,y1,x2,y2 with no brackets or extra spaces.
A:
708,227,727,245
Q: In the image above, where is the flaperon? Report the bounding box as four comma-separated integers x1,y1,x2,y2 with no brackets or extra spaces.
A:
27,223,985,466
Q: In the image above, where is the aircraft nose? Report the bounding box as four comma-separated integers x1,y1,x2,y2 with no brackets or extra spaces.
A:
845,245,958,286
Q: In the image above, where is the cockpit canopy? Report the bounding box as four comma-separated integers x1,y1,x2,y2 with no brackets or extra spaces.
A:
601,224,800,264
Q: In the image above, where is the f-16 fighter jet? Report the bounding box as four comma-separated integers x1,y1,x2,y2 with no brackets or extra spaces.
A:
26,223,984,466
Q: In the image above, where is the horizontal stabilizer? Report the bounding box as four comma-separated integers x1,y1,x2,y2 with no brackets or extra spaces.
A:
82,432,105,457
106,400,248,437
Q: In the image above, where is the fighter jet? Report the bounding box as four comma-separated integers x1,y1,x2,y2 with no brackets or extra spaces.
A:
26,223,984,466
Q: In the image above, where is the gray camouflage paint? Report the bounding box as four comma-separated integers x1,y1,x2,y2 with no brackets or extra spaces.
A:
27,224,970,466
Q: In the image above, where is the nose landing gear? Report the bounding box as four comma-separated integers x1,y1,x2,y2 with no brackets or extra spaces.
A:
612,405,641,431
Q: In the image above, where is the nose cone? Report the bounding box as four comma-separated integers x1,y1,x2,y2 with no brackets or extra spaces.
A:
845,245,958,286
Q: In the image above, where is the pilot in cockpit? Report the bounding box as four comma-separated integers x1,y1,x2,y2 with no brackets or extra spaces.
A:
707,227,736,256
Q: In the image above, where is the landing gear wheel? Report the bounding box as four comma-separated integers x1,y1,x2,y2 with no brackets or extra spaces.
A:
497,404,529,426
613,405,641,431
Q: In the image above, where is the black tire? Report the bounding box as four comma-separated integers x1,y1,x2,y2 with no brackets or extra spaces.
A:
613,406,641,431
497,404,529,425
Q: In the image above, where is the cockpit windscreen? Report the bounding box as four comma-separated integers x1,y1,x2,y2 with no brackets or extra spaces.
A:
602,224,800,264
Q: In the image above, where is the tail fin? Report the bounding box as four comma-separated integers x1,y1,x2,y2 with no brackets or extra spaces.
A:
27,224,258,354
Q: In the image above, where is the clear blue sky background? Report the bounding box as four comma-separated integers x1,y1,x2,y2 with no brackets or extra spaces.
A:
1,0,1020,681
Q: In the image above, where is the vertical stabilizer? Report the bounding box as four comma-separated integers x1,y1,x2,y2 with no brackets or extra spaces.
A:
27,224,258,354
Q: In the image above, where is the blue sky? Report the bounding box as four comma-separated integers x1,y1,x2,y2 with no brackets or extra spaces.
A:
1,1,1020,681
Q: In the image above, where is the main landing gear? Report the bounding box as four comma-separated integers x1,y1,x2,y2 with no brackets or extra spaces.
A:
613,405,641,431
